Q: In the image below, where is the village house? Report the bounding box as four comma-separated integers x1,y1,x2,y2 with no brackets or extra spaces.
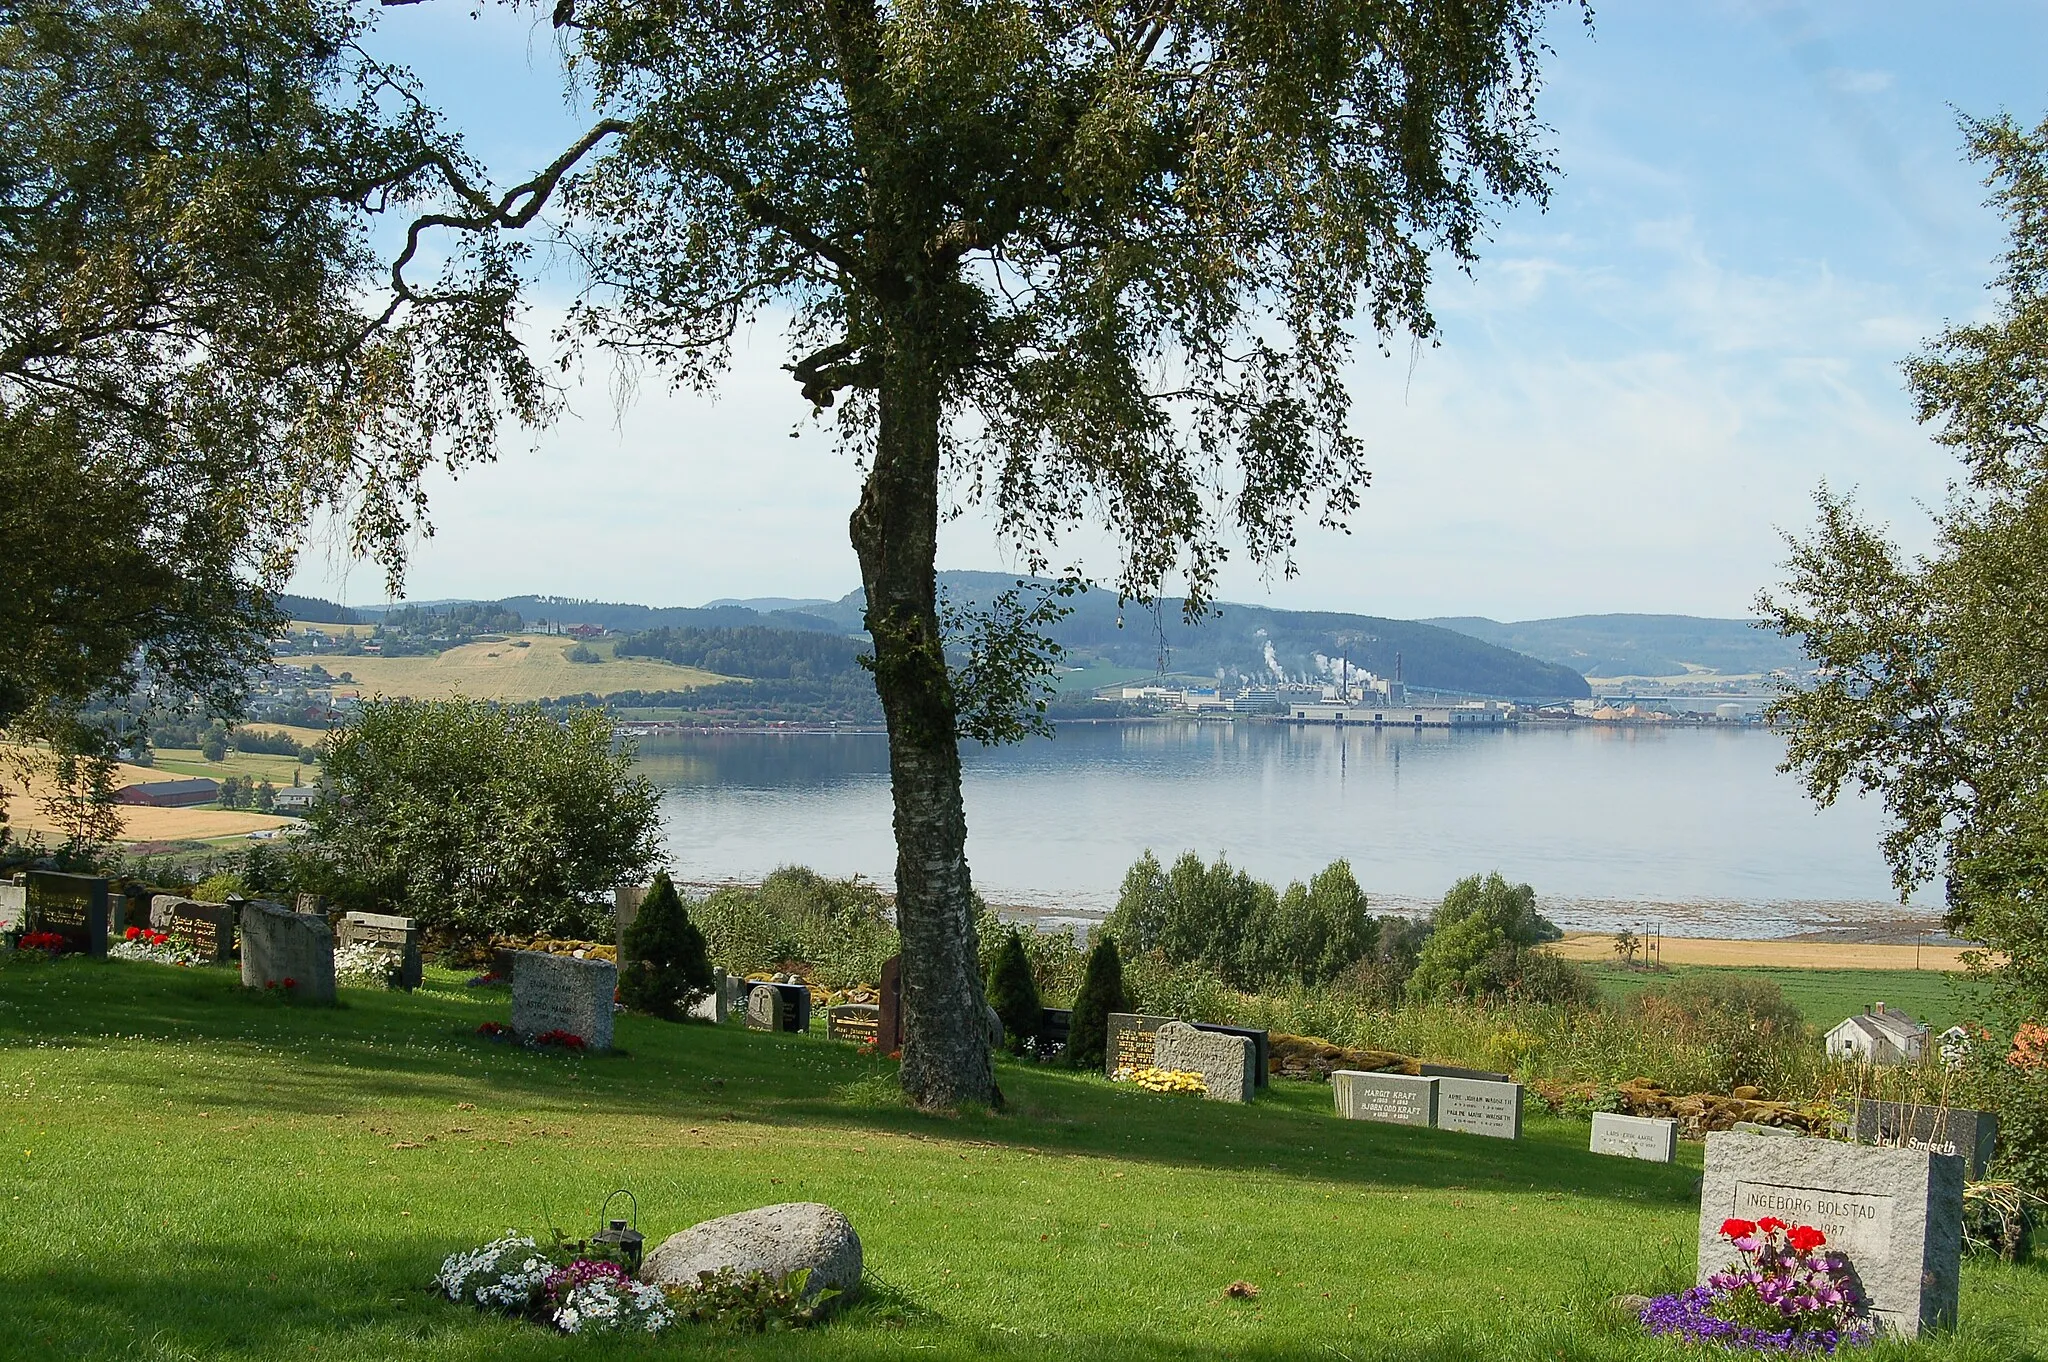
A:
1823,1002,1929,1065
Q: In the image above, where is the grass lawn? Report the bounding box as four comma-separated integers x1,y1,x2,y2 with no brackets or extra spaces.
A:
0,959,2040,1362
1585,964,1993,1033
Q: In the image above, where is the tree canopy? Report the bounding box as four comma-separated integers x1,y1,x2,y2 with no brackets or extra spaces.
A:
1764,113,2048,1020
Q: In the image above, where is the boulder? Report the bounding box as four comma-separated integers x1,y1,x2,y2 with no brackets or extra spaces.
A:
1153,1020,1255,1102
640,1202,861,1302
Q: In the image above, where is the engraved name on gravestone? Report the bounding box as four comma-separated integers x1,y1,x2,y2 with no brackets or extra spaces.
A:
238,901,337,1003
149,896,237,964
509,950,617,1051
828,1004,880,1044
1331,1071,1439,1127
337,911,423,990
27,871,112,956
1104,1012,1176,1076
1699,1131,1964,1337
1591,1112,1678,1163
1852,1100,1998,1179
1436,1076,1523,1140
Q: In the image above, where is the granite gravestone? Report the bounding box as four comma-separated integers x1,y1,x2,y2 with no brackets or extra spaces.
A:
1436,1076,1522,1140
828,1003,880,1044
1033,1006,1073,1061
509,950,617,1051
0,881,27,933
238,901,337,1003
26,870,112,956
877,955,903,1053
745,982,812,1033
613,884,649,953
1331,1071,1439,1127
1104,1012,1177,1076
688,969,731,1023
1193,1022,1271,1088
1152,1021,1256,1102
148,895,238,964
1591,1112,1678,1163
1698,1130,1964,1338
336,911,423,990
1852,1100,1998,1179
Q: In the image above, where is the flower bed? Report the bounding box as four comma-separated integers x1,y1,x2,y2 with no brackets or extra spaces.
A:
1641,1218,1872,1353
334,942,402,988
16,931,70,957
109,927,209,968
1112,1065,1208,1096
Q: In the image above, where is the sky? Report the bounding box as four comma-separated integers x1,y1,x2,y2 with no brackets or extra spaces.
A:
287,2,2048,622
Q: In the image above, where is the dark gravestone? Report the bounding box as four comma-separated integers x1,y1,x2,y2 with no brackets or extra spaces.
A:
148,896,237,964
1420,1063,1513,1083
1033,1007,1073,1061
1853,1099,1998,1179
1104,1012,1177,1076
877,955,904,1053
26,871,112,956
336,911,423,990
118,884,162,933
1194,1023,1270,1088
746,982,813,1033
828,1003,880,1044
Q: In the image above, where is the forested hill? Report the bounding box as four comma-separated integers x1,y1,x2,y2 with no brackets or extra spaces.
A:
1425,614,1807,679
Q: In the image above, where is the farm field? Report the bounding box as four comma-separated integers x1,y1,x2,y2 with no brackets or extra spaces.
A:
0,747,296,845
151,746,314,786
1553,932,1975,972
1583,963,1991,1033
320,634,732,703
0,959,2042,1362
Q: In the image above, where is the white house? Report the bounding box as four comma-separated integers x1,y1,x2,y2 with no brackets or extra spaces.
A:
1823,1003,1929,1065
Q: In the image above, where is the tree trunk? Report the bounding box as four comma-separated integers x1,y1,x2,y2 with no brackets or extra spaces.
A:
849,336,995,1109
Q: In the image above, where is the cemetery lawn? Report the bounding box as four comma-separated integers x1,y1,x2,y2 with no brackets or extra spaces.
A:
1,961,2042,1362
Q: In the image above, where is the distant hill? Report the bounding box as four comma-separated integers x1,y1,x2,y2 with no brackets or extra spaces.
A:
272,593,361,625
494,595,847,635
1426,614,1807,679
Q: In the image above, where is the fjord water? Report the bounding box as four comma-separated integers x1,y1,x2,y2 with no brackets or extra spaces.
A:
640,721,1929,937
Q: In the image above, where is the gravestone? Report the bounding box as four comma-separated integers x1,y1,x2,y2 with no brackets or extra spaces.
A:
1193,1022,1271,1088
336,911,423,990
1034,1007,1073,1061
1104,1011,1177,1076
1591,1112,1678,1163
148,896,238,965
1421,1062,1512,1083
238,901,337,1003
118,883,160,933
1698,1130,1964,1337
614,883,649,953
1152,1021,1255,1102
1331,1071,1439,1127
719,971,751,1020
746,982,811,1033
509,950,617,1051
1852,1100,1998,1179
26,870,112,956
877,955,903,1053
689,969,731,1023
0,881,26,932
828,1003,880,1045
1436,1076,1523,1140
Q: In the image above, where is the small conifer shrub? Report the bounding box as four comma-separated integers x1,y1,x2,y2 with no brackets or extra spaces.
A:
619,872,714,1020
985,929,1043,1056
1064,936,1127,1070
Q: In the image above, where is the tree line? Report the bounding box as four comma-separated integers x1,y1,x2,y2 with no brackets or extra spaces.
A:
614,626,867,682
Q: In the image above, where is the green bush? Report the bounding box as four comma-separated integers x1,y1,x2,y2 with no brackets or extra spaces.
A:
1063,937,1127,1071
619,871,715,1021
692,866,898,987
1406,873,1570,1002
986,929,1043,1056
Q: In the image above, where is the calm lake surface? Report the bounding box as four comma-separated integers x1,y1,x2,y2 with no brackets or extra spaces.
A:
638,721,1933,938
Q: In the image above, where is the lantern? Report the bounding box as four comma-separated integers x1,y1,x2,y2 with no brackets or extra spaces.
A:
592,1189,644,1271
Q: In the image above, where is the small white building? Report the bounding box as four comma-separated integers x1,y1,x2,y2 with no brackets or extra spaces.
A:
1823,1003,1928,1065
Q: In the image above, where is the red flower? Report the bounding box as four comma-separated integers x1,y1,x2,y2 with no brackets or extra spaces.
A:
1719,1219,1758,1239
283,978,298,989
124,926,142,941
264,980,278,990
477,1021,507,1037
1787,1225,1826,1253
1756,1216,1787,1234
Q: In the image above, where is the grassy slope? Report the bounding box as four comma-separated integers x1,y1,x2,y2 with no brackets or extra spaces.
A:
0,960,2040,1362
1586,964,1993,1033
321,635,729,703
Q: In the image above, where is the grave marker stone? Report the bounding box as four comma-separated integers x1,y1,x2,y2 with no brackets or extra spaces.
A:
1033,1007,1073,1061
1591,1112,1678,1162
877,955,903,1053
614,884,649,954
745,982,812,1033
509,950,617,1051
238,901,337,1003
828,1003,880,1045
1436,1076,1523,1140
1152,1021,1255,1102
1698,1130,1964,1337
336,911,423,990
1193,1022,1270,1087
26,870,112,956
1852,1100,1998,1179
0,881,26,933
1331,1071,1439,1126
688,969,731,1023
1104,1012,1177,1076
148,895,238,964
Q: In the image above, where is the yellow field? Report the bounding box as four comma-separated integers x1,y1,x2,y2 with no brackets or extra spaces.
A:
1551,931,1975,971
1,748,296,844
151,748,311,785
316,634,729,703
